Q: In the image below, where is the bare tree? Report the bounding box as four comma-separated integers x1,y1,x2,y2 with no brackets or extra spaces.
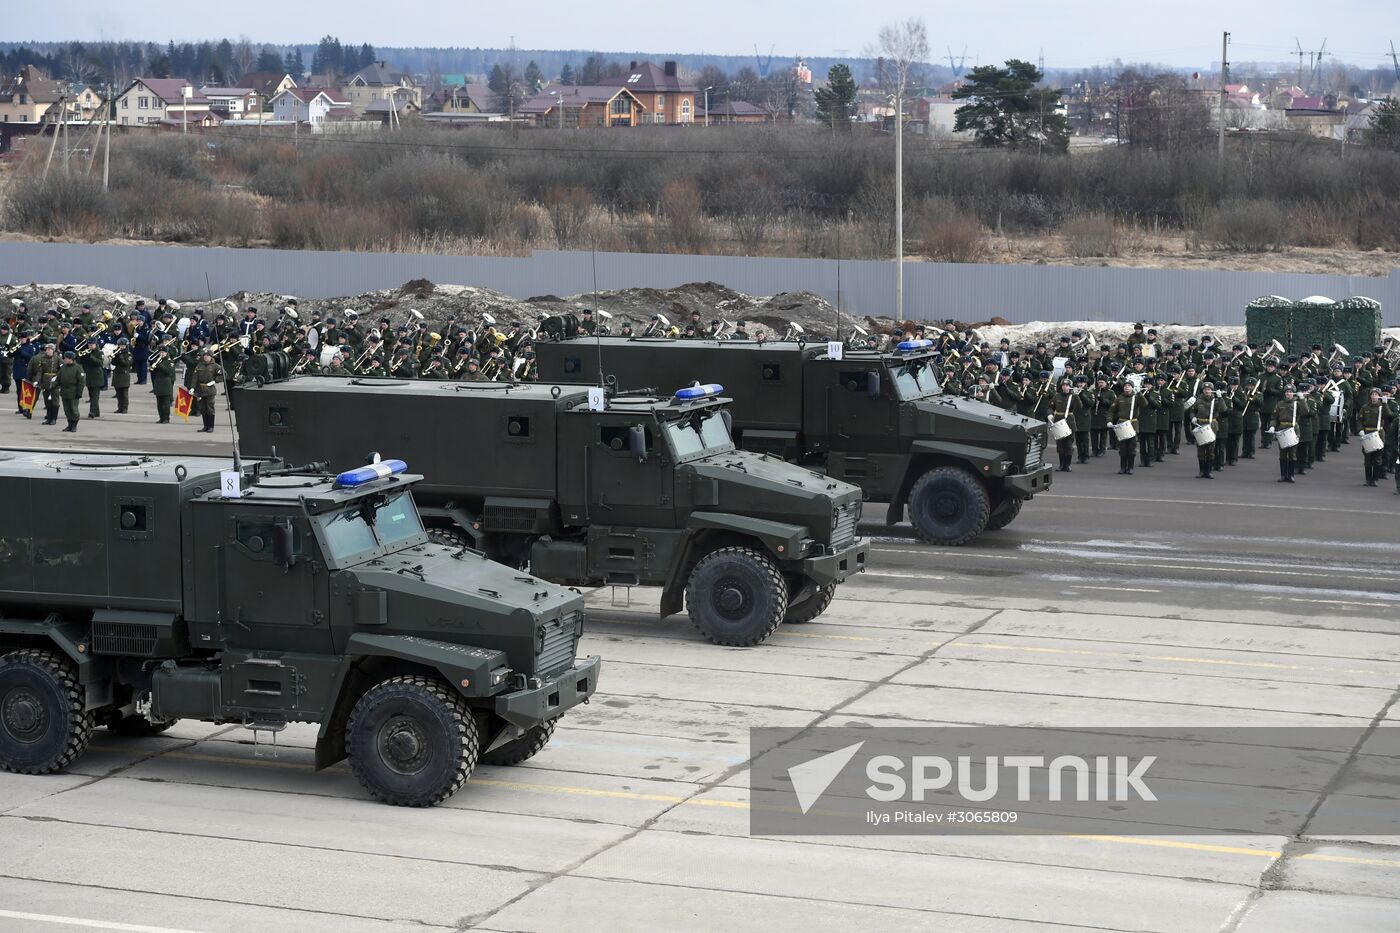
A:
544,185,592,248
232,37,255,82
873,17,929,319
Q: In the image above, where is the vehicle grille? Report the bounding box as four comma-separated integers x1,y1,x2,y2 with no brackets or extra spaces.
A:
483,504,537,533
537,610,581,678
92,621,158,656
1024,434,1046,472
831,502,860,550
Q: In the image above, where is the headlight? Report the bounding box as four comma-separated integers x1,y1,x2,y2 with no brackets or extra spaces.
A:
490,667,511,686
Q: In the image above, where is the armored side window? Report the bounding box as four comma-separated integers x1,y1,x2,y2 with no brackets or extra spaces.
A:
761,363,782,381
266,405,291,430
599,424,653,454
840,370,876,392
506,415,531,439
115,497,154,540
234,519,303,560
562,355,582,374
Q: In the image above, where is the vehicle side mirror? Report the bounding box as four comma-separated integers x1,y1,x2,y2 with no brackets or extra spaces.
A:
272,519,295,568
628,424,648,462
866,372,881,398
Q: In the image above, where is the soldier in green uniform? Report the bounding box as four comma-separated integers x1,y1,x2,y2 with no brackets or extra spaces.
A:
1071,375,1092,463
1296,382,1317,474
1240,376,1261,459
1136,378,1158,468
1358,387,1387,487
1048,380,1083,472
461,358,484,382
32,343,61,425
1273,385,1301,483
1220,377,1245,466
80,339,105,418
150,347,177,424
1152,374,1171,462
1165,369,1185,454
1089,375,1116,457
1110,380,1141,475
1189,382,1220,478
193,349,224,433
57,349,85,433
111,338,133,413
1258,360,1284,448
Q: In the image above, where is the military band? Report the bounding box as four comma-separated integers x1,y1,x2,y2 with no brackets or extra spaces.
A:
4,295,1398,492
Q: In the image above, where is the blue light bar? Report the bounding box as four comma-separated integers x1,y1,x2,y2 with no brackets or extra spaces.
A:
675,383,724,400
897,339,934,352
334,459,408,488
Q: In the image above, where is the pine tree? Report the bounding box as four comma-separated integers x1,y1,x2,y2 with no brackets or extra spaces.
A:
559,63,576,86
953,60,1070,152
359,43,376,70
1369,97,1400,151
580,55,604,86
814,63,858,129
284,47,304,78
255,47,284,73
524,60,543,93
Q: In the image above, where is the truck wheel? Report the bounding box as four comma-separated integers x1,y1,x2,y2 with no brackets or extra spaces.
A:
908,467,990,546
784,584,835,624
985,496,1023,532
346,675,479,807
428,527,471,549
0,648,94,775
685,546,788,647
107,714,178,737
481,719,557,766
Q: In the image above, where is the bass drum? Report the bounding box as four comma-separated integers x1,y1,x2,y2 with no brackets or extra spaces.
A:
319,345,341,367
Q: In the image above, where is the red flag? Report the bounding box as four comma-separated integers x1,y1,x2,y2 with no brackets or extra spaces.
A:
18,379,38,412
175,386,194,421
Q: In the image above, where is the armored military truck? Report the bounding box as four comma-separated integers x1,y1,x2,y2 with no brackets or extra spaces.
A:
536,335,1053,546
0,449,599,807
232,377,868,647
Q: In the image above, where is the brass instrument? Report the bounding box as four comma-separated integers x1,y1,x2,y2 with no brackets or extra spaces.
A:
481,355,502,380
350,345,379,373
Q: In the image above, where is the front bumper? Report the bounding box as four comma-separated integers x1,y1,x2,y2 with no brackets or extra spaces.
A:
787,540,870,586
495,655,601,729
1004,465,1054,499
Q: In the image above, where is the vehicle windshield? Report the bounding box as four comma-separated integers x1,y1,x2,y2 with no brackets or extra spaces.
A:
663,410,734,460
891,360,941,400
316,491,425,564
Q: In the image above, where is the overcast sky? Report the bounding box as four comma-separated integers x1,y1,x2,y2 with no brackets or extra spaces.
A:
6,1,1394,69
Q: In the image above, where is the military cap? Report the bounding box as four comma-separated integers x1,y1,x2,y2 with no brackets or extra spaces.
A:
1287,354,1298,363
1154,373,1167,382
1038,370,1051,378
1188,338,1199,345
1147,328,1158,336
1171,343,1182,350
62,349,75,359
1168,365,1182,374
1229,376,1240,385
117,337,129,345
1343,366,1354,373
1200,381,1214,390
367,333,381,342
1036,341,1046,349
1074,374,1088,384
1312,344,1323,351
1059,335,1072,343
583,308,595,315
244,306,257,313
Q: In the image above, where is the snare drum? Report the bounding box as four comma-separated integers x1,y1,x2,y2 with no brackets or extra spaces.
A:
1275,427,1298,449
1112,421,1137,441
1360,431,1384,453
1191,425,1216,446
1048,419,1073,441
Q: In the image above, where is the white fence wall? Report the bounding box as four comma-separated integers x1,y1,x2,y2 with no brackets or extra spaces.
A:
1,242,1395,326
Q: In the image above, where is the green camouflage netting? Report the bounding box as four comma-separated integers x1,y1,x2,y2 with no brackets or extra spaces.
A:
1245,294,1382,359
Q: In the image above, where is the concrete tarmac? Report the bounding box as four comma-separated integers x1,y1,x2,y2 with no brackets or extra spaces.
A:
2,384,1398,931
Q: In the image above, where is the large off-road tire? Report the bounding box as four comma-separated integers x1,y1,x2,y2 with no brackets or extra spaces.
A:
908,467,990,546
985,496,1024,532
106,714,179,737
0,648,94,775
346,674,479,807
784,583,835,624
685,546,789,647
428,527,472,549
481,719,557,767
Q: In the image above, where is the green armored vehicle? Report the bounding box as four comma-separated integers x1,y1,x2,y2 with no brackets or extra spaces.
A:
0,449,599,807
232,377,868,647
536,335,1053,545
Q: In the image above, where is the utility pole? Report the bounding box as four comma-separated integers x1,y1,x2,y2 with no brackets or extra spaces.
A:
41,101,65,185
1294,39,1305,89
1218,31,1230,163
894,87,904,322
1390,41,1400,84
102,84,112,191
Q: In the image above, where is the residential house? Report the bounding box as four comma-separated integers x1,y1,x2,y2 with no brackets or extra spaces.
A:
699,100,767,125
343,61,422,111
200,86,259,117
1224,84,1261,108
1285,104,1346,139
601,60,697,124
360,98,421,125
912,95,962,134
1345,101,1378,140
114,78,211,126
236,72,296,112
65,84,105,121
0,66,63,123
519,85,647,128
429,83,495,114
268,87,355,125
